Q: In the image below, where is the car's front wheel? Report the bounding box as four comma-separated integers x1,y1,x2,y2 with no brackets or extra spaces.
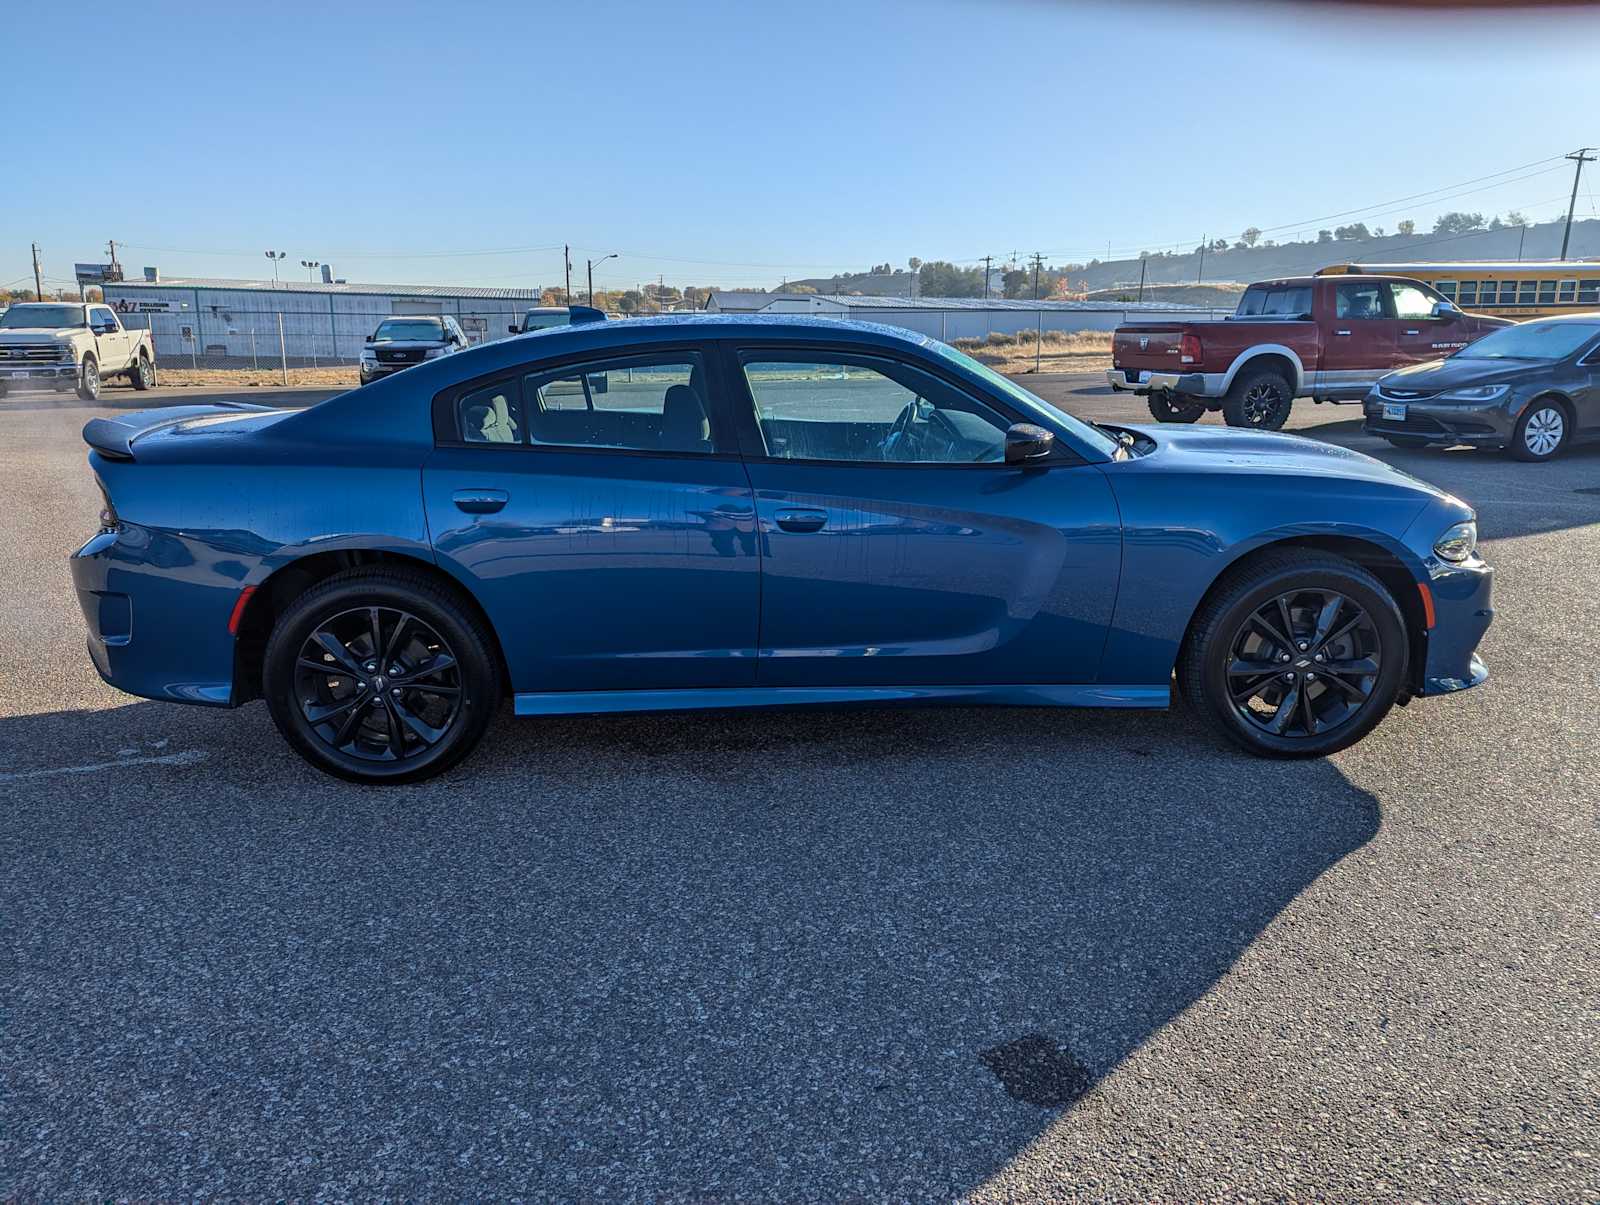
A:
262,567,501,783
1507,398,1568,462
1179,550,1408,758
77,356,100,402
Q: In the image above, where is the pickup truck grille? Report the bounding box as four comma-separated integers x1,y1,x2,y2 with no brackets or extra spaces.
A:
0,345,68,362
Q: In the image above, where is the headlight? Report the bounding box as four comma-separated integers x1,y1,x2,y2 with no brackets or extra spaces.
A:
1433,520,1478,562
424,347,447,359
1439,384,1509,402
359,350,376,362
59,344,77,362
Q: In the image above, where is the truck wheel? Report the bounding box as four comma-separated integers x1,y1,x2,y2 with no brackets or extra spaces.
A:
1146,390,1206,423
76,356,101,402
1221,366,1293,431
130,353,153,391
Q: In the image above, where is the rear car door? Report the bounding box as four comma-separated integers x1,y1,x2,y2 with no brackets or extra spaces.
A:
727,344,1121,688
422,344,760,695
1390,281,1472,366
1318,280,1400,395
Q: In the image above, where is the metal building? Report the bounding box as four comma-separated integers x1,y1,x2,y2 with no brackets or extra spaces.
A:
101,276,543,366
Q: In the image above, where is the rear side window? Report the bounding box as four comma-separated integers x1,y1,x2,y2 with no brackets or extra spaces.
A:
1334,282,1387,319
458,381,522,444
1237,285,1310,317
522,353,716,454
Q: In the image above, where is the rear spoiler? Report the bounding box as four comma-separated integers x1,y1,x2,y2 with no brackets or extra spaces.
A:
82,401,275,461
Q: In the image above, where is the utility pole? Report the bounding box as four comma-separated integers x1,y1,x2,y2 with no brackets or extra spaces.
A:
1517,222,1528,262
1030,252,1043,300
31,242,43,300
1137,255,1147,302
564,244,572,303
106,239,121,279
1197,234,1207,284
1560,148,1596,260
982,254,993,300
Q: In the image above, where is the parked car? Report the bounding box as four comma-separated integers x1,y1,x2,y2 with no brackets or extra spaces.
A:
1109,275,1509,429
1365,313,1600,461
71,316,1492,783
358,315,469,385
0,302,155,400
507,304,606,336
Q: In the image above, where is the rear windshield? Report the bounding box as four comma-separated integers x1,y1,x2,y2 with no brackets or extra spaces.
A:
0,304,86,329
1236,285,1311,317
373,318,445,341
522,312,569,330
1455,321,1600,362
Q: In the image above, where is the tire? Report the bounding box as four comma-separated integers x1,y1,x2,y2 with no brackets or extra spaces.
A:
262,567,502,784
76,356,101,402
1384,435,1430,450
1146,389,1206,423
1221,366,1293,430
130,353,153,391
1178,549,1408,759
1507,397,1569,462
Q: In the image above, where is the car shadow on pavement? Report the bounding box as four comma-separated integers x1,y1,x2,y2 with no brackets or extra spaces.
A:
0,387,335,413
3,696,1381,1198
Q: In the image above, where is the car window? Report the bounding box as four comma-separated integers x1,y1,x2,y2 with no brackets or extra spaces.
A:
1335,282,1388,320
523,353,715,454
1388,283,1436,320
1236,285,1311,316
740,353,1010,464
91,306,117,328
457,381,523,444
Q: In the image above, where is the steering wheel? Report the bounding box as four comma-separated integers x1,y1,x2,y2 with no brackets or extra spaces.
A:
882,399,963,462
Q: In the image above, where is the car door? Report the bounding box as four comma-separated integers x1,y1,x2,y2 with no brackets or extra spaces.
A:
90,306,130,370
1318,280,1400,396
422,343,760,696
726,344,1122,688
1389,281,1471,366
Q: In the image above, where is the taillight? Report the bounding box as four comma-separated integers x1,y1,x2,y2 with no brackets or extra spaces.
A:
1180,333,1202,365
96,481,119,534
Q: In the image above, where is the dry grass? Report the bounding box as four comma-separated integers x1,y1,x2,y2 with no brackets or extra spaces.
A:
152,366,358,389
951,329,1112,374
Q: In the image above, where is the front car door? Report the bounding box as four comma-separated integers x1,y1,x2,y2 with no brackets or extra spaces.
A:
1318,280,1400,397
724,342,1122,688
90,305,130,371
422,343,760,699
1390,281,1473,366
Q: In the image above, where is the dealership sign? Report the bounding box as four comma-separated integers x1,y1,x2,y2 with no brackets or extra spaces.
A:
110,298,187,314
75,262,124,285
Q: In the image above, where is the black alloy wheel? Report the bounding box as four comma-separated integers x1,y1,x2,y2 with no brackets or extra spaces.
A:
1146,390,1207,423
1222,367,1293,430
263,567,500,783
1180,550,1408,758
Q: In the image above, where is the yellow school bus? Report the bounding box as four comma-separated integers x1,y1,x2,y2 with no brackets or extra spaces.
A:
1317,262,1600,320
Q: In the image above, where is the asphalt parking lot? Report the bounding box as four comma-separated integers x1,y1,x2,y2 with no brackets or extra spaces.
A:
2,375,1596,1200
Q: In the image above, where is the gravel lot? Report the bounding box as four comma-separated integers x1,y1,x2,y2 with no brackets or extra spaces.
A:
2,376,1596,1200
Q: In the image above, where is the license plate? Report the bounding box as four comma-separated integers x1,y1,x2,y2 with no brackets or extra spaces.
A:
1382,402,1407,422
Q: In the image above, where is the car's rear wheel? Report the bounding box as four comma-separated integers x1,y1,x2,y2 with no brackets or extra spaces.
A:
1146,389,1206,423
77,356,100,402
1221,366,1293,430
263,568,501,783
1507,398,1568,462
1179,550,1408,758
130,353,153,390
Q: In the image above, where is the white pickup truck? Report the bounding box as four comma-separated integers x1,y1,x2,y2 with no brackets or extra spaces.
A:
0,301,155,400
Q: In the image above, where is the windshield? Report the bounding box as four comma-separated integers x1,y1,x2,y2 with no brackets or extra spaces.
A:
522,312,569,330
0,304,86,329
373,318,445,341
934,341,1121,458
1455,321,1600,362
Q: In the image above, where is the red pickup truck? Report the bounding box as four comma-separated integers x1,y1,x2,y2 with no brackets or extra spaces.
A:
1107,273,1510,429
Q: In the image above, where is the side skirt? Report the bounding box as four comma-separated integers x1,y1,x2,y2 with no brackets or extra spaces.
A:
513,683,1172,717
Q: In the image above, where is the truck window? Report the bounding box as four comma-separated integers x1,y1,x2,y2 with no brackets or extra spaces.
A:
1334,282,1387,320
1236,285,1311,317
1388,283,1436,320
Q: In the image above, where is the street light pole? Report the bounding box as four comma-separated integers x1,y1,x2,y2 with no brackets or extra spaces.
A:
587,253,617,306
264,250,286,282
300,259,321,283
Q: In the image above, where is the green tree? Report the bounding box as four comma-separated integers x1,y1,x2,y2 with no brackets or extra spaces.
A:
1333,222,1371,241
1240,227,1261,247
917,260,986,298
1505,210,1529,228
1397,219,1416,236
1433,211,1486,235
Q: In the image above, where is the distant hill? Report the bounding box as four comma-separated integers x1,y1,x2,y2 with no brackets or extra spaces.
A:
1083,283,1244,306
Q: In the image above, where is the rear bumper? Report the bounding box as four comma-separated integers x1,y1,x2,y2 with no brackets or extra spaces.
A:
70,528,239,707
1107,368,1224,397
1362,393,1516,446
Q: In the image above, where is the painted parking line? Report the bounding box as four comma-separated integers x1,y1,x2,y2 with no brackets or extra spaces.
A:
0,749,208,783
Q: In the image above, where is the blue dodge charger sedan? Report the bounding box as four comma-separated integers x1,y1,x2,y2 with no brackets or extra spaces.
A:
72,315,1493,783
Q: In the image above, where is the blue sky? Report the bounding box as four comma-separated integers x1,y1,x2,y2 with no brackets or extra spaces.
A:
6,0,1599,293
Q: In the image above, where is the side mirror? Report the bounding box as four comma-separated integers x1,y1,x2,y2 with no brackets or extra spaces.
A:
1004,422,1054,464
507,324,521,334
1431,301,1461,319
92,322,115,334
365,334,374,343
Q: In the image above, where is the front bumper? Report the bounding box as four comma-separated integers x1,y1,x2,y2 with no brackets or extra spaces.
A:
1416,557,1494,697
1106,367,1222,397
1362,393,1517,446
0,363,77,383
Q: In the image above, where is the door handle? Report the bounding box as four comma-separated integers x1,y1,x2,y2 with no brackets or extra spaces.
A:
1334,329,1352,336
1404,329,1420,335
774,508,827,533
452,488,508,514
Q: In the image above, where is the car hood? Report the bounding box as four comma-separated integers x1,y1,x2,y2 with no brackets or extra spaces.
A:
1123,422,1452,497
0,328,80,342
1378,356,1537,392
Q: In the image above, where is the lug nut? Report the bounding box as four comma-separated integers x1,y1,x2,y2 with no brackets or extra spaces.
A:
1314,652,1325,662
365,662,377,672
1297,641,1309,651
1306,672,1318,681
391,687,402,697
1283,672,1296,682
1279,653,1291,663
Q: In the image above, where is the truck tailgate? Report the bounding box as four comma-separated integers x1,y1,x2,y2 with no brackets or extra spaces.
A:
1113,325,1187,370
